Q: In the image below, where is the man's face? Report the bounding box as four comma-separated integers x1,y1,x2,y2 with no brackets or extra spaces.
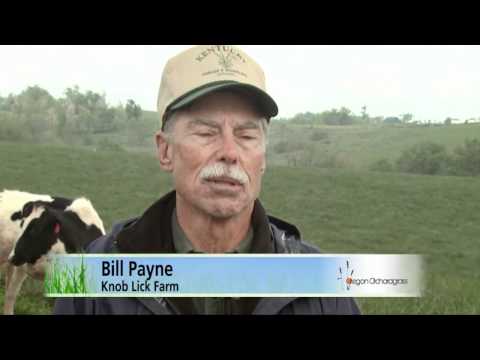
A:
156,91,267,219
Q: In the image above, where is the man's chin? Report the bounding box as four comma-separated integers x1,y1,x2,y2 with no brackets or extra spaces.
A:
205,207,242,219
200,199,250,219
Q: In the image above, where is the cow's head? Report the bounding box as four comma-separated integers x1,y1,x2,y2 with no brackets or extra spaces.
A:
9,202,64,266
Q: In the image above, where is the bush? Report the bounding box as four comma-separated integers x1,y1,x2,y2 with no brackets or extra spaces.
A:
396,142,450,175
316,153,347,169
310,131,328,142
451,138,480,176
370,158,394,172
272,140,305,154
82,134,94,146
126,118,155,146
0,112,25,141
97,138,125,152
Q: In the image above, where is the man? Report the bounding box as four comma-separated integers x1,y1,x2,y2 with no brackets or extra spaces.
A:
54,45,360,315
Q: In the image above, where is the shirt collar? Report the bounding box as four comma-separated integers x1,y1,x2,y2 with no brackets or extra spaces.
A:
171,207,254,254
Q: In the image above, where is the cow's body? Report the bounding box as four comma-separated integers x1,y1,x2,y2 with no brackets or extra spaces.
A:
0,190,105,315
0,191,53,264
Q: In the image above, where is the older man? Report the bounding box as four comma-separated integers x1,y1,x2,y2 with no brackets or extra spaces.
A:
54,45,360,315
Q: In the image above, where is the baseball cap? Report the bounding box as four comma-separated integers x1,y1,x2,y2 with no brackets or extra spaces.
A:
157,45,279,129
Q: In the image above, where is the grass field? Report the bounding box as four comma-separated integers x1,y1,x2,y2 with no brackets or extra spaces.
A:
267,122,480,169
1,138,480,314
70,120,480,170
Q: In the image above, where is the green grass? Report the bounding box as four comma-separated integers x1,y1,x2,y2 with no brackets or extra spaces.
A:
62,120,480,170
260,166,480,314
1,140,479,314
0,267,54,315
44,257,88,295
267,122,480,169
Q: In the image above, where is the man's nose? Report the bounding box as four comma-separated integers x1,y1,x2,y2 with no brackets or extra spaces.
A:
218,131,239,164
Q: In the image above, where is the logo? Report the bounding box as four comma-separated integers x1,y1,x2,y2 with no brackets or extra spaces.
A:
196,46,248,78
215,48,235,70
337,260,354,291
336,259,409,291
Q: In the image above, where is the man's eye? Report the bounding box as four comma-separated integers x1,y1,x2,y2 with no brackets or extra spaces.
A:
198,132,214,137
240,135,256,140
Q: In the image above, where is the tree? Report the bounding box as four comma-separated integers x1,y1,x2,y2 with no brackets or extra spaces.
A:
361,105,369,123
64,85,84,115
401,113,413,124
62,86,111,135
13,86,56,138
0,94,15,112
321,107,355,126
94,108,117,133
125,99,142,121
14,86,55,113
55,101,68,137
384,116,402,125
444,117,452,125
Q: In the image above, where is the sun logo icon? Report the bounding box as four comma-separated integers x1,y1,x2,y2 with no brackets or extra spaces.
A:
337,260,354,291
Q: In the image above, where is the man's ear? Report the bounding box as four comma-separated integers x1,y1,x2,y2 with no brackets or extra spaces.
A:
155,130,174,172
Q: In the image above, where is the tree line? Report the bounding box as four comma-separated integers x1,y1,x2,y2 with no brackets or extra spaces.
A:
0,85,153,147
274,107,415,126
276,107,480,127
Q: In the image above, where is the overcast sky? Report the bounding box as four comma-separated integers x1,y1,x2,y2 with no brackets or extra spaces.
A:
1,45,479,122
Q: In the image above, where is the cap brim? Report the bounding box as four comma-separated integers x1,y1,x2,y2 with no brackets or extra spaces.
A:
167,81,279,120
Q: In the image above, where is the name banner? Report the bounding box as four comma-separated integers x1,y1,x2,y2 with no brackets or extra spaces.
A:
44,254,424,297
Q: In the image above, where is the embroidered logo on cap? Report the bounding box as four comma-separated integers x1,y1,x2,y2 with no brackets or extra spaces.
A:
196,45,248,79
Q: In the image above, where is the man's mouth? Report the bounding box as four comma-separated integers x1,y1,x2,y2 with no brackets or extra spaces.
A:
204,176,243,188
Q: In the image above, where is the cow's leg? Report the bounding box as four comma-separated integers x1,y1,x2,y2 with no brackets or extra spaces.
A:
5,262,14,289
4,265,28,315
26,257,47,281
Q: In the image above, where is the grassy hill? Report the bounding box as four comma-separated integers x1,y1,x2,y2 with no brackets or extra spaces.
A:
13,109,480,171
267,122,480,169
1,141,479,314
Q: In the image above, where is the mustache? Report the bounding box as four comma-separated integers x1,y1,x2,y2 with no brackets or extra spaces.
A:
199,163,249,185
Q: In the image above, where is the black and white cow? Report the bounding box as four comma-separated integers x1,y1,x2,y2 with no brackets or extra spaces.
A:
0,190,105,315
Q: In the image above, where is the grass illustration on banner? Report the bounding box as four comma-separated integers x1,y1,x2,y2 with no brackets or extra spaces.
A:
44,255,89,295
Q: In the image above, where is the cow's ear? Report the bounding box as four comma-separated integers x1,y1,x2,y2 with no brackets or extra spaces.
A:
44,207,66,230
31,206,60,236
11,211,23,221
21,202,35,218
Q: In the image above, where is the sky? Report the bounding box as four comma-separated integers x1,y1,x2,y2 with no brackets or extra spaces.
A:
1,45,480,122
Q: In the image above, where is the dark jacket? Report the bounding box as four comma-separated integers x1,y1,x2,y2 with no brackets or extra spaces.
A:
54,191,361,315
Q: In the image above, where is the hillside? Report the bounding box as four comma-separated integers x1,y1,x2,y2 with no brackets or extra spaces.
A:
1,141,479,314
267,122,480,169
